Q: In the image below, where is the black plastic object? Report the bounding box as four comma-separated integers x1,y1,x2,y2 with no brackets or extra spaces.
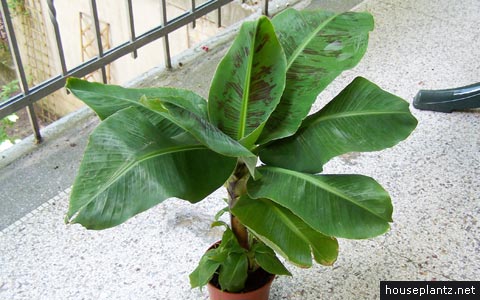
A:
413,82,480,112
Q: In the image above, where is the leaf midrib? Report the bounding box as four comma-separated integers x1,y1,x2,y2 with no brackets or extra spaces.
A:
237,26,257,140
263,167,389,221
221,254,246,285
285,13,338,70
78,144,205,215
240,199,311,266
306,110,411,127
73,88,207,119
264,199,310,243
70,84,190,103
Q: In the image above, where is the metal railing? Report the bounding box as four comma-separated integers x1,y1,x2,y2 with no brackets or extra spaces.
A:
0,0,270,143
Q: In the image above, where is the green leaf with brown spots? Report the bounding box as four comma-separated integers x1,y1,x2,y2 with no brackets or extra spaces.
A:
208,16,286,146
66,107,236,230
66,77,208,120
140,97,255,158
258,9,374,143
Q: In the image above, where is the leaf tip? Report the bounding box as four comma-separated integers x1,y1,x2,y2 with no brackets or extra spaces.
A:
64,209,79,225
65,76,78,86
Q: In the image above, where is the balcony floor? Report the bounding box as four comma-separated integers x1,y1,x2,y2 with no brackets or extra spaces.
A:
1,0,479,299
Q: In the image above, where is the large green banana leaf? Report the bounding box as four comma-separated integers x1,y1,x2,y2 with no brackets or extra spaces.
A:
258,10,374,143
66,78,210,139
140,98,255,158
246,166,392,239
66,77,208,120
232,195,338,267
66,107,236,229
259,77,418,173
208,16,286,144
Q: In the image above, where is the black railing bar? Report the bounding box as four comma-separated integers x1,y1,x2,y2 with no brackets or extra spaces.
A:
0,74,66,118
125,0,138,59
46,0,67,75
264,0,269,16
160,0,172,69
0,0,29,93
89,0,107,83
0,0,234,118
191,0,196,28
1,0,42,141
217,6,221,28
26,104,42,142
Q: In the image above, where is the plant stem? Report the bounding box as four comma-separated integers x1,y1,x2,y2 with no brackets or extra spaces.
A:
230,214,249,249
227,162,250,250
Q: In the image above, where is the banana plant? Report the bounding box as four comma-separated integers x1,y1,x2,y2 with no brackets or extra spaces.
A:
65,9,417,293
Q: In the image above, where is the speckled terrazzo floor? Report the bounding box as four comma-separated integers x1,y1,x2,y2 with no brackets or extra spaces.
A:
1,0,479,299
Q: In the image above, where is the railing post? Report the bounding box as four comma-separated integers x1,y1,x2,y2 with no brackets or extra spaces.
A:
26,104,42,143
125,0,138,59
89,0,108,83
191,0,196,28
46,0,67,76
263,0,269,16
0,0,42,143
160,0,172,69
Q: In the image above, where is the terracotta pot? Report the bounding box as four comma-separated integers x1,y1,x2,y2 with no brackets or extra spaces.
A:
207,274,275,300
